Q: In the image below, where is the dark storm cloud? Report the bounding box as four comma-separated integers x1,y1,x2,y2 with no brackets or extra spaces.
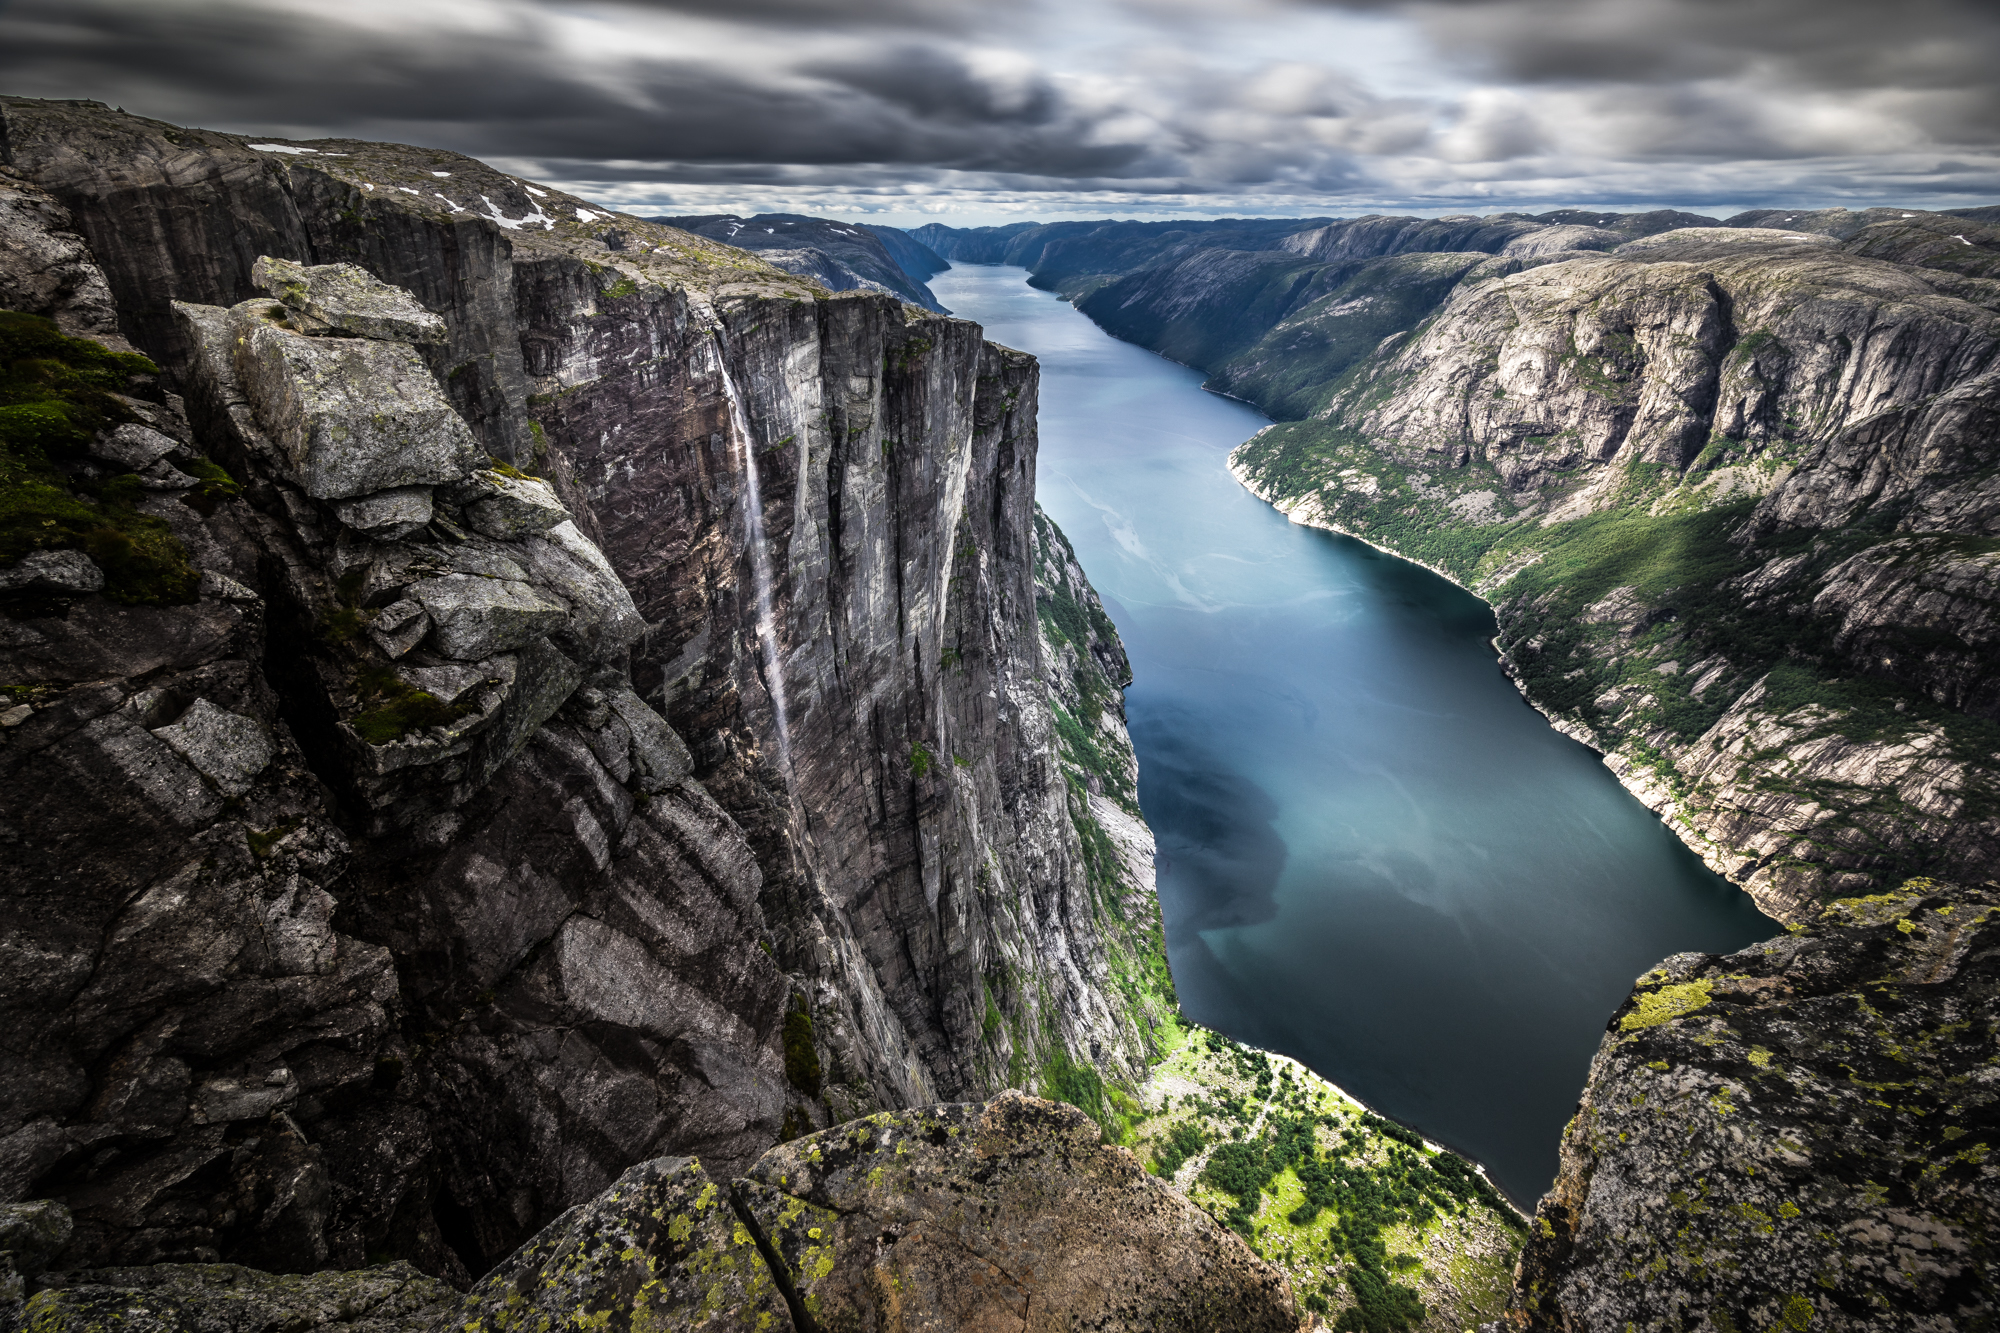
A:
0,0,1153,177
1303,0,2000,126
1,0,1994,213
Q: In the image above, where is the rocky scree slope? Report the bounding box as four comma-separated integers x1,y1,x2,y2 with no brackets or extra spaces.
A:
931,205,2000,923
1509,876,1999,1332
0,96,1173,1285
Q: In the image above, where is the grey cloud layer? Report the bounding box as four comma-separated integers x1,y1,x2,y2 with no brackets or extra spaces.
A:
2,0,1994,213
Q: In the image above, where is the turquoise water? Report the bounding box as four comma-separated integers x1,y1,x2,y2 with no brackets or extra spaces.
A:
929,264,1776,1208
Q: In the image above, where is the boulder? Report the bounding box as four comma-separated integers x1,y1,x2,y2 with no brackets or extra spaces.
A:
230,305,478,501
457,470,568,539
331,488,433,541
250,256,447,345
515,522,644,653
450,1156,791,1333
90,423,179,470
148,699,275,798
364,600,428,659
1513,878,2000,1332
0,550,104,596
739,1092,1301,1333
409,575,569,660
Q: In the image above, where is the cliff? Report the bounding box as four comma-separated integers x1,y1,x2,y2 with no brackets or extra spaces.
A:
924,208,2000,924
0,96,1170,1283
649,214,949,312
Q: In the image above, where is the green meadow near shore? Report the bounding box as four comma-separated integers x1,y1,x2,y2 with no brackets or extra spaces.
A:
1129,1026,1525,1332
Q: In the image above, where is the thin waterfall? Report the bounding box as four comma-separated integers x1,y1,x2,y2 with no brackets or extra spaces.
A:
712,332,795,787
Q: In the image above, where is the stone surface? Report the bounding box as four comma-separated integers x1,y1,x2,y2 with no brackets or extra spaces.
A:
230,304,478,501
0,551,104,596
251,256,446,345
147,699,275,798
451,1156,790,1333
331,488,432,540
408,575,570,660
457,471,568,540
1511,878,1999,1332
742,1092,1300,1332
92,424,180,470
23,1260,451,1333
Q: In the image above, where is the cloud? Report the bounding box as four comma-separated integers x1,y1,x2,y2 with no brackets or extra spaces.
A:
1,0,1995,218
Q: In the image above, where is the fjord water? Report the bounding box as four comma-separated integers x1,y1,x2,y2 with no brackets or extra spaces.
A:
928,264,1775,1207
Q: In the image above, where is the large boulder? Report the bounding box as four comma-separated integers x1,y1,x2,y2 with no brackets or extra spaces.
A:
740,1092,1300,1332
450,1156,791,1333
250,256,447,346
229,306,479,501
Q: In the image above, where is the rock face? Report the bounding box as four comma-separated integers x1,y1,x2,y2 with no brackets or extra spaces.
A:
738,1092,1297,1332
16,1096,1301,1333
0,96,1168,1285
920,206,2000,921
1510,878,1999,1332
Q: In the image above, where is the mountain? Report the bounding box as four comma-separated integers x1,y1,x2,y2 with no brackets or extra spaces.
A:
0,96,1168,1281
923,205,2000,926
650,213,950,311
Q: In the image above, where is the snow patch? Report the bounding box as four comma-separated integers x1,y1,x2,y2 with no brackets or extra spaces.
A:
479,192,553,231
432,171,452,177
248,143,312,154
525,186,547,197
575,207,604,222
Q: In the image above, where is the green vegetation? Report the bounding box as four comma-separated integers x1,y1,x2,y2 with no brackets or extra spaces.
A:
0,310,201,605
349,665,477,745
783,994,822,1097
908,741,933,779
1126,1029,1524,1329
600,276,639,300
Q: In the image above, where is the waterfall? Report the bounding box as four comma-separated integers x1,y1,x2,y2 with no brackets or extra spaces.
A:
712,333,795,786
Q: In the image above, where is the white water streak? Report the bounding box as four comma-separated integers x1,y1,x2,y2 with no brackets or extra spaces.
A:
713,334,795,788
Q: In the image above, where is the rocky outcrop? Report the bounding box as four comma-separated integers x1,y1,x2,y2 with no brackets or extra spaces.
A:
14,1095,1303,1333
1510,878,1999,1331
655,213,949,311
0,96,1167,1284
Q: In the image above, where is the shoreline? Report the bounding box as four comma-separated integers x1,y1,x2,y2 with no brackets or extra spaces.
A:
1224,450,1768,920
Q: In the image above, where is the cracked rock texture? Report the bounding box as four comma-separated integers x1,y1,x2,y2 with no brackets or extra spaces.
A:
1509,878,1999,1332
17,1097,1300,1333
0,96,1167,1288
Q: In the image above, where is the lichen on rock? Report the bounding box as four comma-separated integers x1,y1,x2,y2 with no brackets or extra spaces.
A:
1512,877,2000,1332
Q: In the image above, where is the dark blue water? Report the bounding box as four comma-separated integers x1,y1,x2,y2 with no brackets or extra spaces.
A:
929,264,1776,1207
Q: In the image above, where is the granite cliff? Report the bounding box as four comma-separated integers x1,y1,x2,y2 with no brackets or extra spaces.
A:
0,96,1174,1286
925,206,2000,924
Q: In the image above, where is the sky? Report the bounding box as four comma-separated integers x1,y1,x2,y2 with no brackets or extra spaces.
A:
3,0,1997,226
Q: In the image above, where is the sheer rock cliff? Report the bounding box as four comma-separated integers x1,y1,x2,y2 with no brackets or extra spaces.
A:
0,97,1167,1284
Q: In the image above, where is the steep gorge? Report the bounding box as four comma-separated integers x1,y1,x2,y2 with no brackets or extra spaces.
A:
0,96,1170,1282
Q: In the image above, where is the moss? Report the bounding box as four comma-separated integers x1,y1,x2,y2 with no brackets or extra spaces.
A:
908,742,933,779
0,312,200,606
783,994,822,1097
601,277,639,301
1620,979,1715,1032
349,665,476,745
480,454,535,482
